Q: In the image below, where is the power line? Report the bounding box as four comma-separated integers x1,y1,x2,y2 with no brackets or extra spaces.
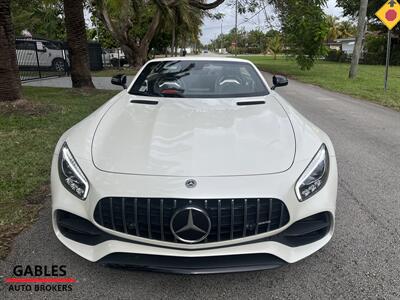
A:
203,4,268,31
202,24,235,30
238,7,265,26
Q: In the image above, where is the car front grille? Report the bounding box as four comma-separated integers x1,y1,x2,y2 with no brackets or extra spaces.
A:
93,197,289,244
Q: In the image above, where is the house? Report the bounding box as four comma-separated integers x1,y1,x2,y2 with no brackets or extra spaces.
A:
335,38,356,55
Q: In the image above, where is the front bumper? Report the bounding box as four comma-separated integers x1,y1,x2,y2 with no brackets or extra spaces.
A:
51,152,337,273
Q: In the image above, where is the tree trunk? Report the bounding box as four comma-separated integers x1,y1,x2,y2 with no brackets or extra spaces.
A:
0,0,21,102
63,0,94,88
95,5,160,66
349,0,368,79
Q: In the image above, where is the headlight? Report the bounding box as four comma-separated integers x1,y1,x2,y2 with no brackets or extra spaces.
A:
295,144,329,202
58,142,89,200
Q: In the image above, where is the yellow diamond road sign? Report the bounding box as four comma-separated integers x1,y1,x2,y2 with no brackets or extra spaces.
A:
376,0,400,30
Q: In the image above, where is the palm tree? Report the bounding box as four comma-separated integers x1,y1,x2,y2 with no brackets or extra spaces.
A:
173,1,204,55
267,34,283,60
0,0,22,102
63,0,94,88
326,15,339,41
338,20,356,39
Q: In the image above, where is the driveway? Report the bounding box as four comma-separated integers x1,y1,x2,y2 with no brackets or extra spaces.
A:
2,73,400,299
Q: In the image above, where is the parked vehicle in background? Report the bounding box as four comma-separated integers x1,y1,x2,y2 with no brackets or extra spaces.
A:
16,38,69,72
102,48,128,67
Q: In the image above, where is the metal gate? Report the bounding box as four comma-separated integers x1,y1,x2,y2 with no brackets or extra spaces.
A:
16,38,69,81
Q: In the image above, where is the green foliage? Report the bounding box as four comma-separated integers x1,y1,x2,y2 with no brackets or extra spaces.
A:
363,35,400,66
87,15,119,48
228,0,329,69
11,0,65,40
325,49,350,63
336,0,382,19
281,0,329,70
266,34,283,59
326,16,356,41
338,20,357,38
209,28,276,54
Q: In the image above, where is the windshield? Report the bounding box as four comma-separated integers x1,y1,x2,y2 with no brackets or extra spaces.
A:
129,60,269,98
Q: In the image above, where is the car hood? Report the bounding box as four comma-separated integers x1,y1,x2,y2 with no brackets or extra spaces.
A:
92,95,295,177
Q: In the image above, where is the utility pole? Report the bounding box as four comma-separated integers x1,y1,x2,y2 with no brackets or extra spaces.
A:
235,0,238,56
349,0,368,79
220,21,223,53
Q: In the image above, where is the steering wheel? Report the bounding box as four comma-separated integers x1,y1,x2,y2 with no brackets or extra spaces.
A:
153,77,186,96
215,75,243,93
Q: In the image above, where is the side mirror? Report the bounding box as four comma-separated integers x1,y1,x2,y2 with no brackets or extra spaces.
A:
272,75,288,90
111,74,127,89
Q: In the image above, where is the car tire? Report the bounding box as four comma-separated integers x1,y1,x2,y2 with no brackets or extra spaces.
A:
52,58,67,72
111,58,120,67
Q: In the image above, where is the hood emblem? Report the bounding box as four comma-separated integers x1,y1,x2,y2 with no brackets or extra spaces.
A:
170,206,211,243
185,179,197,188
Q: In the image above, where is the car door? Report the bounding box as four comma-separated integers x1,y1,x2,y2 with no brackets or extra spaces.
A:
36,41,53,68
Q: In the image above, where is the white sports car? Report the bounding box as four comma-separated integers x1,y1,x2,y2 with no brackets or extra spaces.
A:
51,57,337,274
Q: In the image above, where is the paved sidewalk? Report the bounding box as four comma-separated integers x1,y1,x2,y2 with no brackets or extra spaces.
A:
23,76,135,90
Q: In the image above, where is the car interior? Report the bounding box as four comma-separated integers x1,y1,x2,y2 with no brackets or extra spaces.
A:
132,61,267,98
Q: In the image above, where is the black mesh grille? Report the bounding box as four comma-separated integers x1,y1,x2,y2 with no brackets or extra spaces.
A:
93,198,290,244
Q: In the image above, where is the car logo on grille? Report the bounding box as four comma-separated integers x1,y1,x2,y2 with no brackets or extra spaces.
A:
185,179,197,188
170,206,211,243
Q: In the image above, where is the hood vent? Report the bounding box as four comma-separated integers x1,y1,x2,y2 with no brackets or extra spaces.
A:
236,101,266,106
130,99,159,105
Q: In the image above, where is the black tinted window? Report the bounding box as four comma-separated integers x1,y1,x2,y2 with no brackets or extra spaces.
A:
43,42,60,50
129,60,269,98
16,41,35,50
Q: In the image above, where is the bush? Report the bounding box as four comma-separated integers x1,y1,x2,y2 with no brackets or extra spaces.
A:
325,49,350,62
362,52,385,65
362,34,400,66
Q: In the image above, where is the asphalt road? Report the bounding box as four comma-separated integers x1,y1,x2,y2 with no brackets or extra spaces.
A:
1,73,400,299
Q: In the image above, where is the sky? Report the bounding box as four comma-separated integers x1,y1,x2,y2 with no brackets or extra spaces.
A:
200,0,343,44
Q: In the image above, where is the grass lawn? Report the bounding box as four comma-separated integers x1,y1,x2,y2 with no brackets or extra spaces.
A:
0,87,118,258
91,68,138,77
239,55,400,111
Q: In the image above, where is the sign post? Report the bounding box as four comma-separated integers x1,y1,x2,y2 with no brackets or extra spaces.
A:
384,30,391,91
375,0,400,91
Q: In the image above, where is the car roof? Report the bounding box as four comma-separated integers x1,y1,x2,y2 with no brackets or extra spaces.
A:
16,38,46,43
147,56,253,64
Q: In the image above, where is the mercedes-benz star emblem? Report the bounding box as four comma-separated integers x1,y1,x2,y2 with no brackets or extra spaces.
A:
185,179,197,188
170,206,211,243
